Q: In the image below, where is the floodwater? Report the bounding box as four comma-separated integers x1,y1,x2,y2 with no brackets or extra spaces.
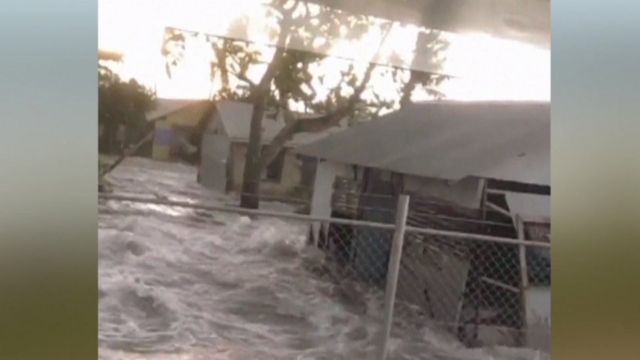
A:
99,158,549,360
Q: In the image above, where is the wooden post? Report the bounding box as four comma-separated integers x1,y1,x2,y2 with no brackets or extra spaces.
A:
378,194,410,360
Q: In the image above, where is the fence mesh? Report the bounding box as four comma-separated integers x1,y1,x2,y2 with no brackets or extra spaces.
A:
316,222,396,287
395,230,550,349
311,187,551,353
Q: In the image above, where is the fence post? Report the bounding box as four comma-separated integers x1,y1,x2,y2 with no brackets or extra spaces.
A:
515,214,529,347
378,194,410,360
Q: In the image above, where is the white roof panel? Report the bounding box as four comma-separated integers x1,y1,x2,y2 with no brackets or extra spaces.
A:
296,101,550,185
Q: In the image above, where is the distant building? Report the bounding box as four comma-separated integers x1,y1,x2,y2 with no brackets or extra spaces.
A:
145,98,212,161
296,100,551,351
198,101,331,203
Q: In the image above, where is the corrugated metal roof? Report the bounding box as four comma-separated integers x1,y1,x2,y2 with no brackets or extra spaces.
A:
216,100,338,146
296,101,550,186
146,98,206,121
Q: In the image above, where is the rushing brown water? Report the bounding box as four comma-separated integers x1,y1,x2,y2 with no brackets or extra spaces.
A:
99,158,549,360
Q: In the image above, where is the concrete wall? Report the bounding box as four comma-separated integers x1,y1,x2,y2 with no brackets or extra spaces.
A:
308,160,356,243
199,113,230,191
200,132,230,192
309,160,337,242
309,161,354,215
525,286,551,352
228,142,306,198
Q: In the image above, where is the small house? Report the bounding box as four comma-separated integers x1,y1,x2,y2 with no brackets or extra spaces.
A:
145,98,213,161
198,101,329,202
295,101,550,351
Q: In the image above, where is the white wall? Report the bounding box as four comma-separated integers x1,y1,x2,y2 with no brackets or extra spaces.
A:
506,192,550,218
229,143,307,198
200,132,230,191
310,161,336,218
199,114,230,191
308,160,352,242
309,161,335,244
525,286,551,352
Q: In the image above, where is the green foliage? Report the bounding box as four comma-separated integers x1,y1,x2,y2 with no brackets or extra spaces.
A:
162,0,450,124
98,65,156,153
98,66,155,127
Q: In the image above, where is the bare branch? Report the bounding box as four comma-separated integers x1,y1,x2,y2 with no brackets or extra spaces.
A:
258,22,394,170
260,101,301,168
279,94,297,124
291,21,394,131
249,0,325,104
247,5,296,102
399,70,421,107
231,69,258,89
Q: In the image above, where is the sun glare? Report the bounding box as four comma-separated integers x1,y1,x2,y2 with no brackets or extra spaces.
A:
99,0,549,101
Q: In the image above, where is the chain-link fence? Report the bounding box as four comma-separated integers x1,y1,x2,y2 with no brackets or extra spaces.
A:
308,192,551,358
100,192,550,359
397,224,550,352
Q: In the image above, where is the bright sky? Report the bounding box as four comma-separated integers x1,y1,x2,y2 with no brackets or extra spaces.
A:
98,0,550,101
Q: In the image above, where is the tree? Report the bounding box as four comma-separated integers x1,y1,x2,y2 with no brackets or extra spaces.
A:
163,0,449,208
98,61,156,154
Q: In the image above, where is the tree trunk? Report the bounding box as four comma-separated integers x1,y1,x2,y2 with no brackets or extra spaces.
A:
237,32,288,209
239,97,266,208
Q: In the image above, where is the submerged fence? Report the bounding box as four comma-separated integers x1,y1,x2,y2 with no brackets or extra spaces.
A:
99,192,551,359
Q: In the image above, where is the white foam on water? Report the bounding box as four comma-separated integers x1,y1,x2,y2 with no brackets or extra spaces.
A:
99,158,548,360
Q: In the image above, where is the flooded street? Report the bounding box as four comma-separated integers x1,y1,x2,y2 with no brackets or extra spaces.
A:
99,158,548,360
